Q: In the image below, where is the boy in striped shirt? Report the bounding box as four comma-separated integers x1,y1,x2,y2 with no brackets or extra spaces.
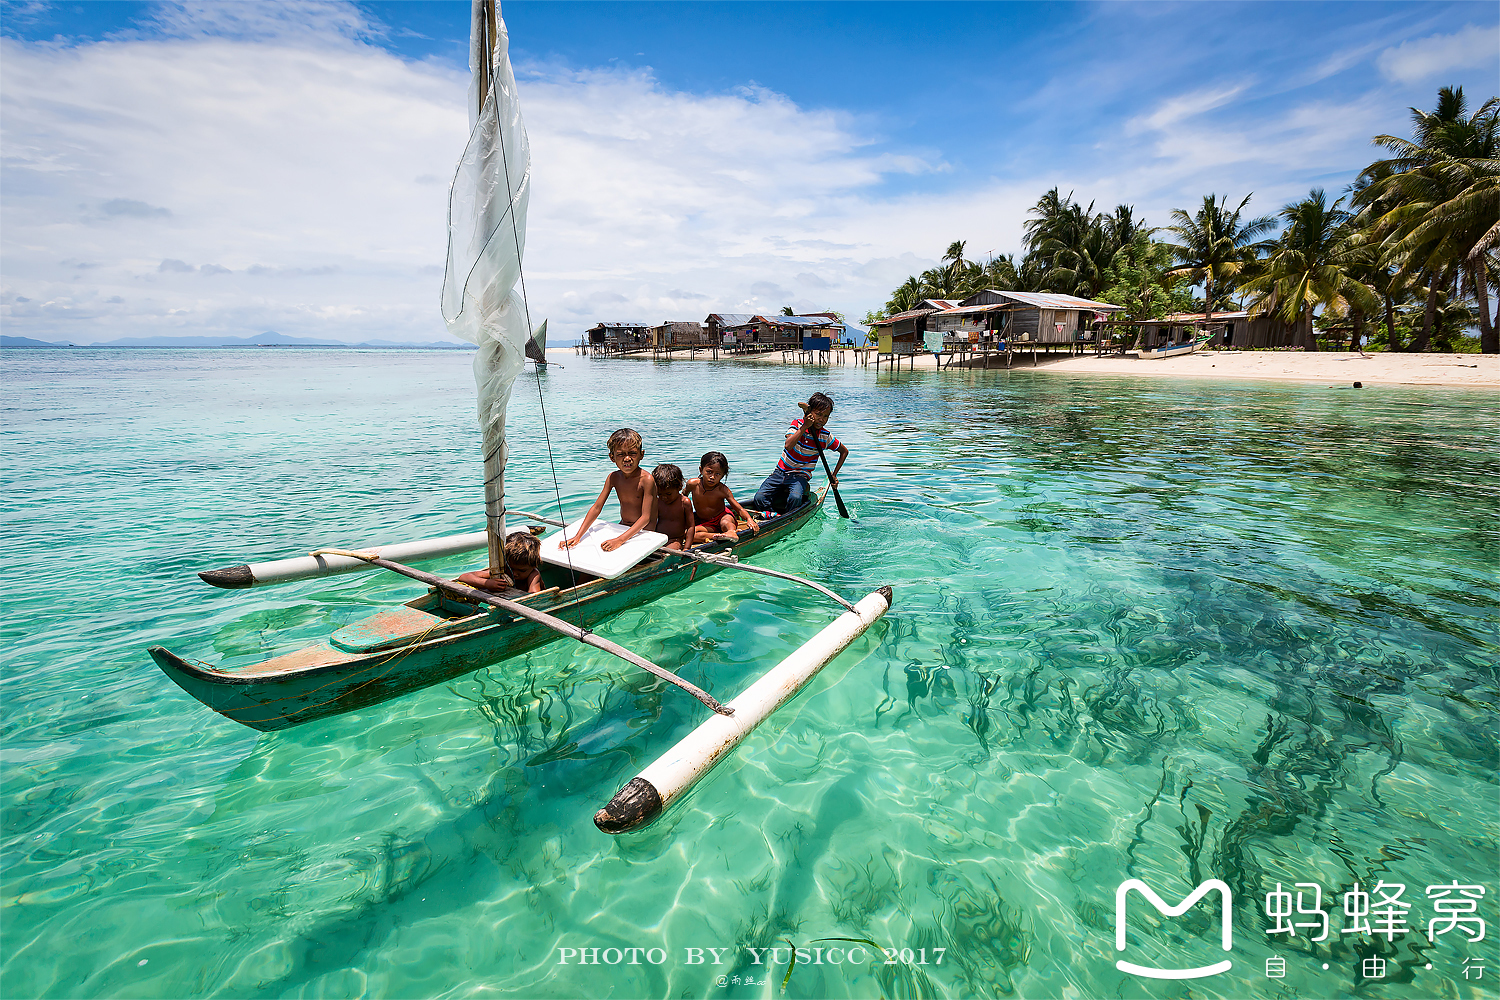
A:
750,392,849,513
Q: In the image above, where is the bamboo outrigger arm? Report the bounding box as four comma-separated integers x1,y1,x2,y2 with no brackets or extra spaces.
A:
311,548,733,717
675,550,858,613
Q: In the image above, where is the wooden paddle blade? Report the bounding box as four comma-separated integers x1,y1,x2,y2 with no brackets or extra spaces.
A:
830,487,851,519
816,448,851,519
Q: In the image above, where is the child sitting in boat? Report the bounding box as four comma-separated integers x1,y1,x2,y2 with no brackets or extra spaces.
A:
457,530,544,594
561,427,657,554
685,451,755,544
652,463,693,551
750,392,848,513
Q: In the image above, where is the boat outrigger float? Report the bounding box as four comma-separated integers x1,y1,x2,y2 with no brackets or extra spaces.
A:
147,0,891,830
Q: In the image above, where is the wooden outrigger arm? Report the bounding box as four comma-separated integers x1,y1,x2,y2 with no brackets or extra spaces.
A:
311,548,733,717
675,549,858,613
507,508,567,528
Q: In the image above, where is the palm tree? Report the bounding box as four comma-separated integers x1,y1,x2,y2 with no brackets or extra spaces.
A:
1243,189,1379,351
1101,233,1193,323
1165,194,1276,323
885,276,925,315
1103,205,1148,249
1024,189,1107,296
1355,86,1500,352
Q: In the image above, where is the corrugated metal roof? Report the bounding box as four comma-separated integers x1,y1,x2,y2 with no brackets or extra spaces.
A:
984,291,1123,311
706,313,757,327
872,308,939,325
935,302,1012,316
760,315,839,328
1163,311,1247,322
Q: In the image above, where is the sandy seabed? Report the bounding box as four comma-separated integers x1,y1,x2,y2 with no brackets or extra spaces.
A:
551,347,1499,389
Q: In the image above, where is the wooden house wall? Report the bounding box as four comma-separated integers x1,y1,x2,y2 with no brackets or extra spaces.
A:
965,290,1007,306
1007,309,1040,339
1236,316,1297,348
652,322,705,346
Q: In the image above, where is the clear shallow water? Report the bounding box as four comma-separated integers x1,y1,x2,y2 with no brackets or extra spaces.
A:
2,349,1496,1000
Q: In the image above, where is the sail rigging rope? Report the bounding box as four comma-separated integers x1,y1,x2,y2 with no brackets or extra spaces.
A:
484,8,577,588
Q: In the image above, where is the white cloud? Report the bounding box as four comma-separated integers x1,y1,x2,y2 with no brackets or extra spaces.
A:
1377,24,1498,84
133,0,380,45
1,30,467,343
1126,84,1248,135
1,27,964,343
2,5,1445,344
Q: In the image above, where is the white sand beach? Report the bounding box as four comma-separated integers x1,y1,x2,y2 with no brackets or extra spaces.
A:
552,347,1499,389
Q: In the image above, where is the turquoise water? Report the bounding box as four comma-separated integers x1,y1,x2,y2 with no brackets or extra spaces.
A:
2,349,1496,1000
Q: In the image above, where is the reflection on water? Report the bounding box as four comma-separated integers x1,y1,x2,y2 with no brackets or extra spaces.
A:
2,350,1496,999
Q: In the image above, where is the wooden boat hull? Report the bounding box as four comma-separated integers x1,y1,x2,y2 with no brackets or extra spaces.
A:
149,494,824,731
1138,341,1200,360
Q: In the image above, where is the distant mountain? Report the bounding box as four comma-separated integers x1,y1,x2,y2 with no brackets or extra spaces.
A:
353,338,475,349
1,336,76,348
19,332,476,349
91,331,348,347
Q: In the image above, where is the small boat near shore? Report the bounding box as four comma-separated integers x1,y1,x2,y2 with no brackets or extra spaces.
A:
1137,337,1204,359
1132,318,1213,360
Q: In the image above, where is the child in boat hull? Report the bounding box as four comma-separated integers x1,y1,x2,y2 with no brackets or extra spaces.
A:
751,392,848,513
652,463,693,551
457,530,544,594
685,451,754,544
561,428,657,553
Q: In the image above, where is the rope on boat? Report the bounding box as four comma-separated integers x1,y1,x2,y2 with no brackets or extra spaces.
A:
311,548,733,717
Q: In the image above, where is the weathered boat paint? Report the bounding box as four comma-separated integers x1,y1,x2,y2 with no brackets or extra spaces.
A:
151,495,824,731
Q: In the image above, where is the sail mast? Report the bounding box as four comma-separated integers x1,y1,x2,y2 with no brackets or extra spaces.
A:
441,0,532,582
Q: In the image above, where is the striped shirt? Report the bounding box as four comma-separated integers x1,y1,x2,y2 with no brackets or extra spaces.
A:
776,418,840,475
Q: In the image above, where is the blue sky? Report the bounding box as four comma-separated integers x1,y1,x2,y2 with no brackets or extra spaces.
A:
2,1,1496,344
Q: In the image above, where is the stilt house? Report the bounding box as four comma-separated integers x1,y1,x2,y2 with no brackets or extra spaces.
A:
759,314,844,350
1162,311,1300,348
705,313,759,348
648,321,708,348
586,322,651,354
870,300,959,355
943,290,1123,344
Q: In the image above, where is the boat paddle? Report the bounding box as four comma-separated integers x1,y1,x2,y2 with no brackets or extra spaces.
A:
817,443,850,519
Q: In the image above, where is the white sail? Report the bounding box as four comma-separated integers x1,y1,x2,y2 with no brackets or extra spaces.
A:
442,0,531,574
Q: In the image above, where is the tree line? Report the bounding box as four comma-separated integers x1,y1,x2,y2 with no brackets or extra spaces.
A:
863,87,1498,354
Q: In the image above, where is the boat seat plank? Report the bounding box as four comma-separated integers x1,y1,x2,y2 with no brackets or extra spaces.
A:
331,606,452,653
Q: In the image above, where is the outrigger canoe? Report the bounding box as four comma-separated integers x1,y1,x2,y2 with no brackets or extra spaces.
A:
149,494,824,732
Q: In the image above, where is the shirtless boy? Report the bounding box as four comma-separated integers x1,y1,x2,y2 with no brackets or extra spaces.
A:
561,428,657,553
652,463,693,551
685,451,754,544
457,530,544,594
